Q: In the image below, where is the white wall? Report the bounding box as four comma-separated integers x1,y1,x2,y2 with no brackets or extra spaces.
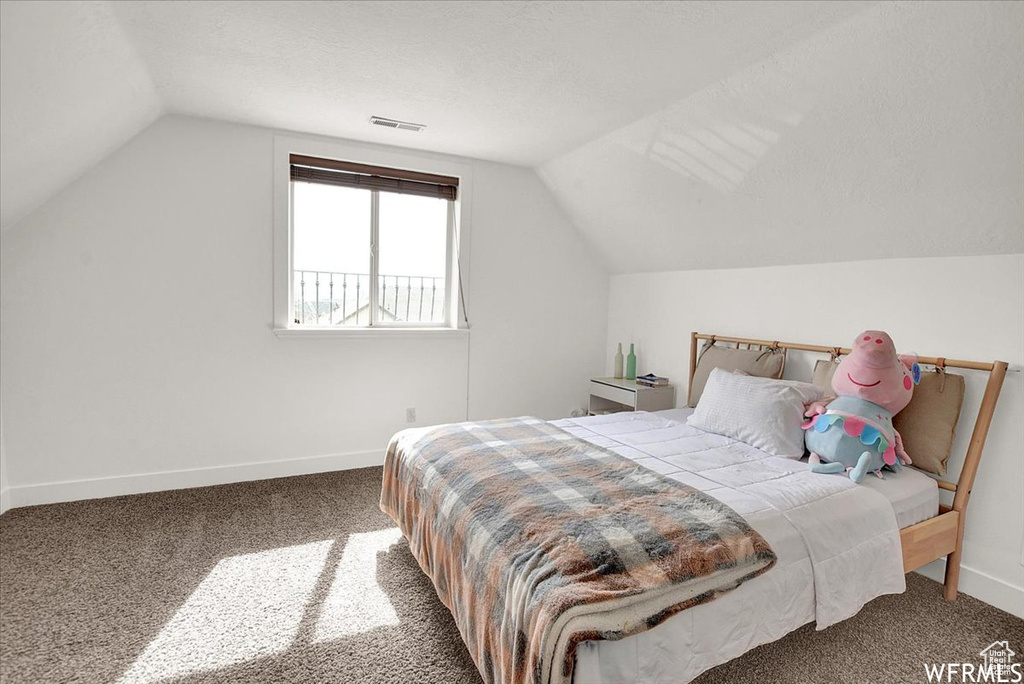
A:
607,254,1024,616
0,402,8,515
467,161,608,420
0,115,608,506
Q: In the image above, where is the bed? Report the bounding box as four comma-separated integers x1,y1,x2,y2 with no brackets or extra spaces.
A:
561,408,937,683
380,332,1008,684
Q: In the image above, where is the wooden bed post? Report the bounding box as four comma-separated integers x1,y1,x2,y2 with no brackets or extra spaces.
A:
943,360,1008,601
688,332,699,407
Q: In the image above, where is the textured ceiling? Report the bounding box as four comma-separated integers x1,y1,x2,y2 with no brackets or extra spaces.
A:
0,0,867,230
540,1,1024,272
0,1,161,229
108,0,867,166
1,1,1021,272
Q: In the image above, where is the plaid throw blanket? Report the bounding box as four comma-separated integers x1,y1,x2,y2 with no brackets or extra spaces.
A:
380,417,776,684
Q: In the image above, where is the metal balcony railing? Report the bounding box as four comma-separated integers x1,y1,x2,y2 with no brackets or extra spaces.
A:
293,270,446,325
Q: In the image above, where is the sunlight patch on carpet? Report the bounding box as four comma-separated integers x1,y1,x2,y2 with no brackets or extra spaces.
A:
117,540,333,684
314,527,404,641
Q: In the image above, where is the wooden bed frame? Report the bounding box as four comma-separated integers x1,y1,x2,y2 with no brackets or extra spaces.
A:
688,332,1008,602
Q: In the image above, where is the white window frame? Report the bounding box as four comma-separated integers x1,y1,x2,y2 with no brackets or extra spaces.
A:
272,135,472,339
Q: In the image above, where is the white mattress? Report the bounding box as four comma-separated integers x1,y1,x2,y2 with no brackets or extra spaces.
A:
572,408,938,529
549,409,937,684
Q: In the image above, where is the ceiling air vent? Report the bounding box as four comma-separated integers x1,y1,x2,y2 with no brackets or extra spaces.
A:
369,116,426,132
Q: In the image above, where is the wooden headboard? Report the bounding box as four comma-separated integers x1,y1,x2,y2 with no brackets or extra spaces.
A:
687,331,1009,601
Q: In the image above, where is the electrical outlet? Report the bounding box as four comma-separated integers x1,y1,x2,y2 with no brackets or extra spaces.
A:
406,407,416,423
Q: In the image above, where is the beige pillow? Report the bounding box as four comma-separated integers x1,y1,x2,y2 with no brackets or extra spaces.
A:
893,370,965,476
688,343,786,407
812,359,840,396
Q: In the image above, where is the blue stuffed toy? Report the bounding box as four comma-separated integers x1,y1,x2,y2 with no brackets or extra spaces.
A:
803,330,920,484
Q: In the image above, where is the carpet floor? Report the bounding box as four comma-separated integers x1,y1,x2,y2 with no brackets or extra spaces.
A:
1,467,1021,684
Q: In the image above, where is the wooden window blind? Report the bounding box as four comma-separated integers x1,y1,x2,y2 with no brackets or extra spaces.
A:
289,154,458,201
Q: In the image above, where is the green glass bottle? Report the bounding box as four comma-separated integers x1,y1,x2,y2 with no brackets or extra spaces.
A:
626,343,637,380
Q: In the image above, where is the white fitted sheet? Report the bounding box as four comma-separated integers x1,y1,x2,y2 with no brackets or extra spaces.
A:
549,409,937,684
586,408,938,529
655,408,939,528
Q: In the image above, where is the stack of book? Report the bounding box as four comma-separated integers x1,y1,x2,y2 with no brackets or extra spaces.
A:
636,373,669,388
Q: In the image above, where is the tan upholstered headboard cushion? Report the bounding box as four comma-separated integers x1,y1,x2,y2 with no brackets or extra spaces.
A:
811,359,840,396
893,370,965,476
688,343,786,407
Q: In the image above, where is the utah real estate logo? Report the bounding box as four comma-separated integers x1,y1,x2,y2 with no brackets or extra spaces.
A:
925,641,1021,683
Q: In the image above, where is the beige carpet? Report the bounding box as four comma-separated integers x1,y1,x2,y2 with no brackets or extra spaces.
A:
1,467,1021,684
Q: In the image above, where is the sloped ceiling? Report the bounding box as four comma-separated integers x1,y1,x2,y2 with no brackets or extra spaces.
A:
0,0,869,232
539,1,1024,272
0,1,161,229
107,0,869,166
2,1,1021,272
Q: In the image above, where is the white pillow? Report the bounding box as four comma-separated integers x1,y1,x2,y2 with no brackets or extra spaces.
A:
687,367,824,459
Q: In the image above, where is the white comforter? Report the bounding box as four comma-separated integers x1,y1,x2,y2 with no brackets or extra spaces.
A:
551,410,906,684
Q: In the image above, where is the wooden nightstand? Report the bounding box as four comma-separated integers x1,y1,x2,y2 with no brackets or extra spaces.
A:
588,377,675,415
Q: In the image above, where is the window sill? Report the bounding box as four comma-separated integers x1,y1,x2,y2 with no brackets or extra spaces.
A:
273,326,470,340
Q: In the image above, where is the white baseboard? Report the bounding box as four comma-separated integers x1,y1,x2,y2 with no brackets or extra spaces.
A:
4,449,384,510
0,487,10,515
916,559,1024,619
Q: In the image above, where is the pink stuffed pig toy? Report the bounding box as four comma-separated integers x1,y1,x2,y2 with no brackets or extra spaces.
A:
803,330,921,483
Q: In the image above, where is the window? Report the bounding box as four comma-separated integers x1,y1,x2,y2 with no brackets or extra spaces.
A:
287,154,458,328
